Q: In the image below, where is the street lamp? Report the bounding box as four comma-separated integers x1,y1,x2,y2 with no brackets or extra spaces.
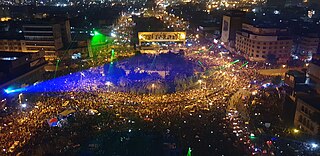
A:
106,81,112,91
151,83,155,94
18,93,23,104
80,72,85,81
198,80,202,89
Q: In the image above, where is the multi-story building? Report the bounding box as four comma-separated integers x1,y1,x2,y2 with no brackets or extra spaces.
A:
0,33,26,52
284,70,306,89
220,10,245,48
294,94,320,135
0,51,46,85
57,19,72,45
0,39,27,52
236,23,293,63
23,23,63,61
284,59,320,135
0,19,72,61
296,35,319,55
21,18,71,61
307,60,320,94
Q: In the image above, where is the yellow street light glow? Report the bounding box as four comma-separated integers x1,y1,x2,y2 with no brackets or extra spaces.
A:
180,33,186,39
293,128,300,134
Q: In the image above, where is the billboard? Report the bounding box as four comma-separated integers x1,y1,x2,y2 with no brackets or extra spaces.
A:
138,32,186,43
221,16,230,43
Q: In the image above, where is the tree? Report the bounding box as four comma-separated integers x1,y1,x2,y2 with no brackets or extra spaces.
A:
266,54,278,65
271,75,282,85
229,89,251,120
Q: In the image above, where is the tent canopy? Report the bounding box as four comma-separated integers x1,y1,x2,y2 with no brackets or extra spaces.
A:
59,109,75,117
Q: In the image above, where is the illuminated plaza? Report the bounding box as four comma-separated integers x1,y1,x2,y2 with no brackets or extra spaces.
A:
1,1,320,156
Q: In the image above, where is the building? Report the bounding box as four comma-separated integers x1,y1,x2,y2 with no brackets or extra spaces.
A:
0,32,26,52
296,35,319,56
283,59,320,135
307,60,320,94
0,18,72,61
0,51,46,85
284,70,306,89
23,23,63,61
236,23,293,63
0,39,27,52
294,93,320,135
220,10,245,48
57,19,72,45
22,19,71,61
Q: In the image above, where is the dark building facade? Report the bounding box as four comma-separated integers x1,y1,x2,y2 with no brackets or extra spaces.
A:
22,18,71,61
0,51,46,85
221,10,245,48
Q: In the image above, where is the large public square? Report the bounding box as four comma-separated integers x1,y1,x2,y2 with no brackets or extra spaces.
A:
1,3,320,156
1,49,280,156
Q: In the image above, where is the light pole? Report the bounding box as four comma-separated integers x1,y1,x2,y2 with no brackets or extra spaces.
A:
198,80,202,89
106,81,112,92
151,83,155,94
18,93,23,104
80,72,85,82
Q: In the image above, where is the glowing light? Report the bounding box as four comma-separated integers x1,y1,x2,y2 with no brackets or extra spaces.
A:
94,30,101,36
111,32,117,37
311,143,318,148
106,81,112,86
21,103,27,108
4,88,25,94
249,133,256,139
187,147,192,156
240,62,248,68
293,128,300,134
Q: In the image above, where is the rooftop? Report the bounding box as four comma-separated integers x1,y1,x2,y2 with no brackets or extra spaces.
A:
297,93,320,110
0,32,24,40
286,70,305,77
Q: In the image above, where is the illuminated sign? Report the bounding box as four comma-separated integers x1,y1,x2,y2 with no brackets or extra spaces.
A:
138,32,186,42
0,17,11,22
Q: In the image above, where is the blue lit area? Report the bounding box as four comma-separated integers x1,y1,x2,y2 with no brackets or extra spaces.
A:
2,53,197,95
4,87,26,94
3,62,118,94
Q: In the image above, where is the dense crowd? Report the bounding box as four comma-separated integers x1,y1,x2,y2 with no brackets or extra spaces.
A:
0,51,269,155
